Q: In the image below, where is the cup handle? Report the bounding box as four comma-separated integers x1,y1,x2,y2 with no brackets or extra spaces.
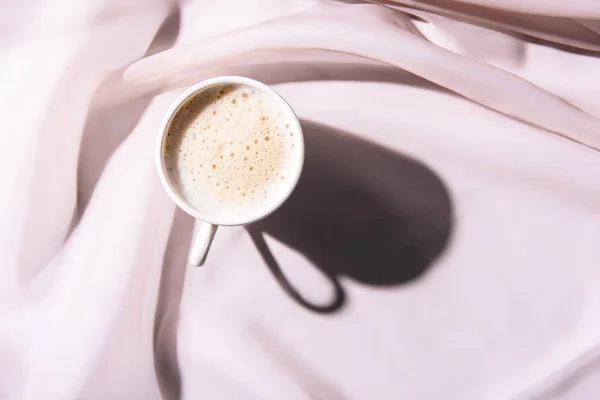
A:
189,223,218,266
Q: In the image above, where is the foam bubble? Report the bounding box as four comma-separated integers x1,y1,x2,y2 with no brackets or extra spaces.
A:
163,83,300,221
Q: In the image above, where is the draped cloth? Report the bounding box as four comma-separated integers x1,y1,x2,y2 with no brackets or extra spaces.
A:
1,0,600,398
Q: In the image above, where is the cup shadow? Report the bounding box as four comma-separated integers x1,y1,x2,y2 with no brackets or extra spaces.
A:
247,120,453,313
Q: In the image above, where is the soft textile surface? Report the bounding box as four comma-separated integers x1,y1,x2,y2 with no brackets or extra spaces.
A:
1,0,600,399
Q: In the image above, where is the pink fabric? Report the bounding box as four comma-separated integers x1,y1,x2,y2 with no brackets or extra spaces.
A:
2,0,600,399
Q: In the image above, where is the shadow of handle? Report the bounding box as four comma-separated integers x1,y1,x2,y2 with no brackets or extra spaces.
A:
248,229,346,314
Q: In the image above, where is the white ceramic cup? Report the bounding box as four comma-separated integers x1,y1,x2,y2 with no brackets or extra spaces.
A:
156,76,304,266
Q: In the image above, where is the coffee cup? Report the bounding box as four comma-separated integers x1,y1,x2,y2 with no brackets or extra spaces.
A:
156,76,304,265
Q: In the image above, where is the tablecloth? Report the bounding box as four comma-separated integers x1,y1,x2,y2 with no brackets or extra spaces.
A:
2,0,600,399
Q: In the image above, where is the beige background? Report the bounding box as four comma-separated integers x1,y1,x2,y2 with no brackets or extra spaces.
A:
1,0,600,399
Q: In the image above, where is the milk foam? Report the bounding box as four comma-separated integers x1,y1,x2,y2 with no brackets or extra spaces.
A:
163,84,301,221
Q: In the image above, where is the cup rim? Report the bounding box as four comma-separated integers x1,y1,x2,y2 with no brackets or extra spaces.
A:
156,76,305,226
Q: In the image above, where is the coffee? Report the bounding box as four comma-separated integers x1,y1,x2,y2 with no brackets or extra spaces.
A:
163,83,302,221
